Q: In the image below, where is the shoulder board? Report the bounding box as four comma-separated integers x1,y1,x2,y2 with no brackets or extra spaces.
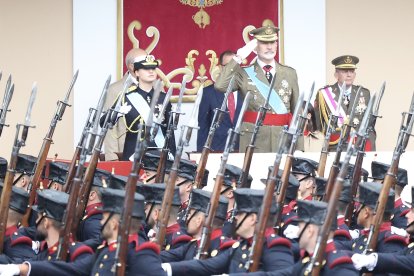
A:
10,235,32,247
172,233,193,246
219,238,236,250
277,62,295,71
266,235,291,249
70,244,94,262
328,254,353,269
125,85,137,94
334,229,352,240
137,241,161,255
384,234,408,245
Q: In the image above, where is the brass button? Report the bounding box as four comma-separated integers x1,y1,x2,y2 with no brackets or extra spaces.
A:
103,254,108,260
242,253,247,259
239,263,243,268
211,250,218,257
99,263,104,268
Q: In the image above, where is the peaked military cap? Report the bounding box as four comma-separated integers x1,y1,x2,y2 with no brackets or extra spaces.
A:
136,183,181,206
106,174,127,190
371,161,408,187
16,154,37,175
331,55,359,69
0,157,7,179
134,55,159,70
101,188,145,219
218,164,252,188
314,177,327,197
32,190,68,222
249,25,279,42
47,162,69,185
189,189,228,220
0,183,29,214
234,188,277,214
339,162,369,181
355,182,395,213
296,200,337,230
291,157,318,177
339,180,352,203
93,168,112,188
261,167,299,201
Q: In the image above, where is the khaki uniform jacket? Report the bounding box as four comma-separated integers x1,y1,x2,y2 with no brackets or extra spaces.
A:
314,83,376,151
103,74,135,160
214,58,302,152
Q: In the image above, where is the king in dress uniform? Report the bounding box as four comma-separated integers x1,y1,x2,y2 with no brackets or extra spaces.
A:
214,25,301,153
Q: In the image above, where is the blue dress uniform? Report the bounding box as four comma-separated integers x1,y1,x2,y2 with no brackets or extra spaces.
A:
161,189,234,262
197,84,242,152
164,224,192,250
352,182,407,254
371,161,409,229
167,189,294,274
90,188,166,275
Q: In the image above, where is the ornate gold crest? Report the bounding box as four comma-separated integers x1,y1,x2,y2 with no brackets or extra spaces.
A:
179,0,224,29
344,56,353,64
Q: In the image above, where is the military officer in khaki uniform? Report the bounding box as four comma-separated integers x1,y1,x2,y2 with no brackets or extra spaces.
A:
214,25,301,153
314,55,375,151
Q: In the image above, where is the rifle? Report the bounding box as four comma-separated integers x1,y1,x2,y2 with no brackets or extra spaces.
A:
21,71,78,226
275,82,315,231
246,90,306,272
316,82,345,177
153,85,174,183
194,75,235,188
63,80,109,193
155,82,204,248
0,75,14,137
345,82,385,225
363,92,414,256
196,92,252,259
0,84,37,252
72,75,133,234
306,93,375,276
56,127,89,260
238,76,275,188
323,86,362,202
113,85,160,275
172,76,187,130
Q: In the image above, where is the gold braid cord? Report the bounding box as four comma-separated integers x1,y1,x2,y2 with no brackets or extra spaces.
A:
318,91,341,146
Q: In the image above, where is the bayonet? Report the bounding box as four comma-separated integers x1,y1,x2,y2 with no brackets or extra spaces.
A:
146,79,162,129
151,83,172,140
86,75,110,153
173,76,188,128
0,81,14,136
234,92,252,135
184,83,204,145
24,83,37,127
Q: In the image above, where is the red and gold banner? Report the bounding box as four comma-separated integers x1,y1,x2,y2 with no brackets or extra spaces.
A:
122,0,280,96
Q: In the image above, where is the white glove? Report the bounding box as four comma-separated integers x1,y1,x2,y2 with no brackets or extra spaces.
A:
283,224,299,239
32,240,40,254
0,264,20,276
235,39,258,63
147,229,157,241
391,226,407,237
118,103,132,116
351,253,378,271
161,263,172,276
349,229,360,239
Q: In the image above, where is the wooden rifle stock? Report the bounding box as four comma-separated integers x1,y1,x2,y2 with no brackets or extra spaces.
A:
317,146,328,177
0,150,18,253
238,146,254,188
114,124,146,275
274,155,294,230
155,114,174,183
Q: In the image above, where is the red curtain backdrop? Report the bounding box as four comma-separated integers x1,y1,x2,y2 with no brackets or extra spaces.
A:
122,0,279,95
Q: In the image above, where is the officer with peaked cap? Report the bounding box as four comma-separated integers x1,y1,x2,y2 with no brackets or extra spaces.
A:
137,183,191,250
112,51,176,161
314,54,374,151
291,157,318,200
215,24,302,153
0,184,37,262
160,189,234,262
371,161,409,228
163,189,294,274
352,182,407,254
352,186,414,274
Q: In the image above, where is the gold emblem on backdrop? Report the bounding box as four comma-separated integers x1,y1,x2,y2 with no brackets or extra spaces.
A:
127,18,275,101
179,0,224,29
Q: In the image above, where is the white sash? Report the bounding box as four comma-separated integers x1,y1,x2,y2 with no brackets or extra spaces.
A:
321,87,346,127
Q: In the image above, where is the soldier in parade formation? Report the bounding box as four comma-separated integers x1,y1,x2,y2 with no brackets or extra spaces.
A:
1,23,414,276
